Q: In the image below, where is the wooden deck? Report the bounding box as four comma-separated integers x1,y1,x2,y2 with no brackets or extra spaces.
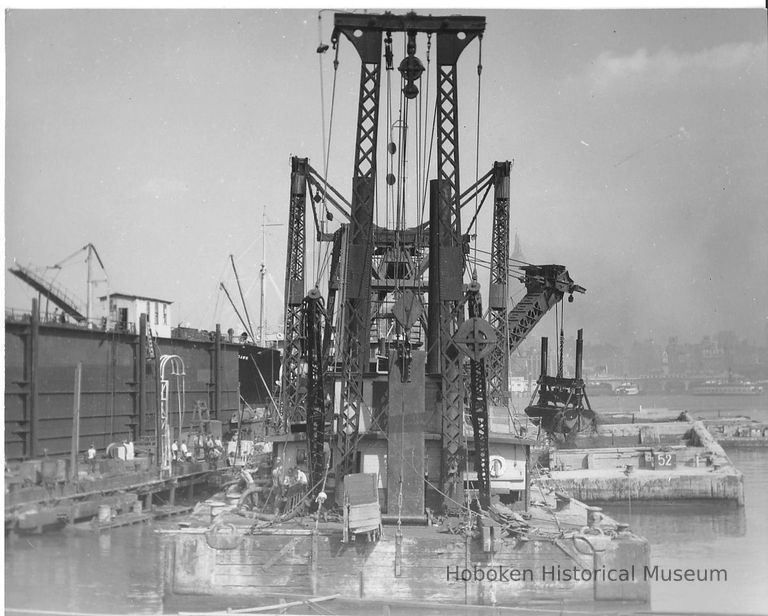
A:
69,504,193,533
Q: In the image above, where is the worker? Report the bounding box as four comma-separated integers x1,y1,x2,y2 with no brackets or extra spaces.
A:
87,443,97,474
180,439,191,461
171,440,179,461
195,432,205,459
284,466,308,491
271,458,284,492
294,467,308,487
237,464,260,510
281,467,309,513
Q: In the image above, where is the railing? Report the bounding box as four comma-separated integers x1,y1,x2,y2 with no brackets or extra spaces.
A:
5,307,137,333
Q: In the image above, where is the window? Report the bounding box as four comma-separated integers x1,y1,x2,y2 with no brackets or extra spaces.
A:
154,302,159,325
163,304,168,325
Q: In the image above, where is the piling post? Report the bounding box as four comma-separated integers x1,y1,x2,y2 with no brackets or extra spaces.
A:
213,324,222,416
70,362,82,480
138,314,147,437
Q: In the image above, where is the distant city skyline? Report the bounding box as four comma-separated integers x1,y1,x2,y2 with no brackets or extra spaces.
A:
5,9,767,348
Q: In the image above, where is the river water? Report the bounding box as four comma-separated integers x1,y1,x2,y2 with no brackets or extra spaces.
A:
4,394,768,615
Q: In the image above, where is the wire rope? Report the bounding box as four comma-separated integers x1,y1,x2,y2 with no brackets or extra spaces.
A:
472,35,483,276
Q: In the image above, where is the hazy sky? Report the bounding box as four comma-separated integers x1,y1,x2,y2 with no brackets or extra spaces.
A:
5,9,767,347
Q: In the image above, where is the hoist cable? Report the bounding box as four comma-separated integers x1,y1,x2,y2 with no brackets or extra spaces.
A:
464,178,493,237
471,245,533,268
472,35,483,274
320,42,340,226
317,12,328,188
419,34,433,231
415,74,422,219
384,32,393,230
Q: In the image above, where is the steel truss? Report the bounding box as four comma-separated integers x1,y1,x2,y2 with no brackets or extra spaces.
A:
434,28,483,505
465,286,491,508
280,157,309,428
486,162,511,408
302,290,326,491
331,24,383,480
507,265,585,356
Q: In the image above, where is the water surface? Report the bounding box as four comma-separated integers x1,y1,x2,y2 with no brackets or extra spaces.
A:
5,394,768,614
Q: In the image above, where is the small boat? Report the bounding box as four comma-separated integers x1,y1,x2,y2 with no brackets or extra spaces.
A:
614,382,640,396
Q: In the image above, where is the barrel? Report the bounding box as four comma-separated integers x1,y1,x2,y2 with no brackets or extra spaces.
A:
97,505,111,523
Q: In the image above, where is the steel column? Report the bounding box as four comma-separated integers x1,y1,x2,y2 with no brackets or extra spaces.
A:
486,161,511,408
214,324,221,416
281,157,309,428
26,298,40,458
138,314,147,436
302,291,326,491
433,29,481,506
334,34,383,481
466,288,491,508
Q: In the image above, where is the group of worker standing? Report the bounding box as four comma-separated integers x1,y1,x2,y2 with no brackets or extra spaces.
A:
236,457,309,512
171,433,224,465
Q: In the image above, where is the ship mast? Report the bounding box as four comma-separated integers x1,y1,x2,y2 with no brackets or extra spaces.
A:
259,206,283,346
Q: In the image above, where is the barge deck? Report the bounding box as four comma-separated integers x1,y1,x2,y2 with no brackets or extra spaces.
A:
539,409,744,504
160,483,650,609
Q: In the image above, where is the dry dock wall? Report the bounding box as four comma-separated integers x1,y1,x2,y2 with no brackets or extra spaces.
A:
4,315,278,460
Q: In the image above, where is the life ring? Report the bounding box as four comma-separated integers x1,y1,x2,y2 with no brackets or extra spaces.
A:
489,455,506,478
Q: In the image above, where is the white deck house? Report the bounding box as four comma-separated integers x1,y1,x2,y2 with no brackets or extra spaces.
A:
99,292,173,337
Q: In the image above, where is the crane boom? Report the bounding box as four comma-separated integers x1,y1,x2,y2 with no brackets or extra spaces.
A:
507,264,585,356
8,263,87,322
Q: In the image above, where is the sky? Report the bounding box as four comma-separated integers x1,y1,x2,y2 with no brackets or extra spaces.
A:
4,8,767,348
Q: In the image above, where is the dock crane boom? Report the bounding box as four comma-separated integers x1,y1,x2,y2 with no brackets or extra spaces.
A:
508,265,586,356
8,243,109,323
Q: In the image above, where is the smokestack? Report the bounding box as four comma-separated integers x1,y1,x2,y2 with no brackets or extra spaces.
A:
540,337,548,377
575,329,584,381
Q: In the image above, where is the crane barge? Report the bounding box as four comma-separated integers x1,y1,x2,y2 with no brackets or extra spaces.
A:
161,11,650,610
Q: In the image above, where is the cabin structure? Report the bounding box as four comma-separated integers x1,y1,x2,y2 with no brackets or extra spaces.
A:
101,292,173,337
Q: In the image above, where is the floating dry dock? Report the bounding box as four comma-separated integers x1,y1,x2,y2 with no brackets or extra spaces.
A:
539,409,744,504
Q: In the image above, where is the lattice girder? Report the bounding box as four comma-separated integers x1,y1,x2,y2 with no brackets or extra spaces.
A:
281,158,309,429
466,287,491,508
486,161,511,407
